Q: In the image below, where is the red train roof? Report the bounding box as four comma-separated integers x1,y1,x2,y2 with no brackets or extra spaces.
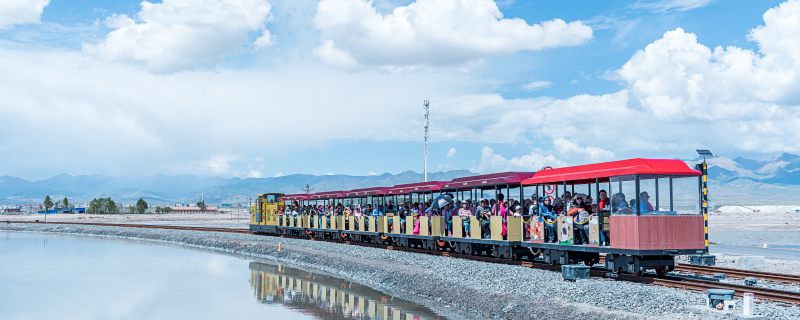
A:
385,181,445,195
345,187,389,197
309,191,346,200
282,194,310,201
522,158,701,185
442,172,534,190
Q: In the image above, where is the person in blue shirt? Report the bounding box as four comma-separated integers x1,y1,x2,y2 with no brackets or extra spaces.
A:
538,197,557,243
639,192,654,213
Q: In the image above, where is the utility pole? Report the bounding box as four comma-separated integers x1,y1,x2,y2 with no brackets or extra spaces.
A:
302,184,313,194
423,100,430,182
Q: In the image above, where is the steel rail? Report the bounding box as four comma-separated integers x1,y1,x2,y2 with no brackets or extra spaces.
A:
674,263,800,285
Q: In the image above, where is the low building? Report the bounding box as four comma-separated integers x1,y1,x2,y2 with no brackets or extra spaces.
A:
168,206,219,214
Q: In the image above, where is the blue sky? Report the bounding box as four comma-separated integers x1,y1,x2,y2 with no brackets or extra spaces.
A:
0,0,798,179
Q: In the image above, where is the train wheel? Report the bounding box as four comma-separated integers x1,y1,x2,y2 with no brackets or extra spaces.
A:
436,240,446,249
655,266,668,277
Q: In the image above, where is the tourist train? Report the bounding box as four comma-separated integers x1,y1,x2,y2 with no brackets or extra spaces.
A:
250,158,709,275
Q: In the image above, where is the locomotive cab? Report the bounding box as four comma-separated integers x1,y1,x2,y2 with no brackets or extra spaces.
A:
251,193,285,233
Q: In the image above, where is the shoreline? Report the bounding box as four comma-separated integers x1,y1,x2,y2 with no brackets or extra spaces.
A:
3,223,799,320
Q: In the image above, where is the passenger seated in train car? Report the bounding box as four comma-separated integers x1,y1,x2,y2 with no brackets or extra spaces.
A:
458,200,473,237
561,191,573,212
385,200,395,213
538,197,557,243
492,193,510,238
477,199,491,239
568,196,591,245
553,197,565,215
344,205,352,217
611,193,633,214
412,207,421,235
441,201,453,236
354,205,362,217
598,190,610,211
639,191,654,213
512,200,522,217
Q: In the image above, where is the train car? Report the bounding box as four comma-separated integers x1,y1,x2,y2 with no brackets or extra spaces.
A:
519,158,706,274
249,158,706,275
251,193,285,234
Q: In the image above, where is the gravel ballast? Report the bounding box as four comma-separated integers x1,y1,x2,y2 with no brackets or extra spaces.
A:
3,223,799,320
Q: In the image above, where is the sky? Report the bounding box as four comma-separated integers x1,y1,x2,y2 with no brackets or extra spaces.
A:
0,0,798,180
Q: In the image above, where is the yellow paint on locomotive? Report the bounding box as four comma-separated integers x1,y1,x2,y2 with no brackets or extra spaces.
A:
250,193,285,226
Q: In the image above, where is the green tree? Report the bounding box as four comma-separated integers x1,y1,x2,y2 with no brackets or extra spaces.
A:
43,195,53,211
196,201,207,211
134,198,148,214
87,197,119,214
62,197,70,210
155,206,172,214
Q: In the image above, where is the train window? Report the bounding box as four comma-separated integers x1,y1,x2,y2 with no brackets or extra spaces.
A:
609,175,636,215
266,195,278,202
638,177,658,214
671,176,700,215
657,177,671,212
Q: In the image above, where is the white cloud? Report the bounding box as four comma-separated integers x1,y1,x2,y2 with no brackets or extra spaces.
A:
84,0,273,72
553,138,614,160
0,0,50,29
633,0,713,13
472,138,613,173
446,147,457,158
520,80,552,91
473,147,560,173
313,0,592,68
620,1,800,120
0,45,465,178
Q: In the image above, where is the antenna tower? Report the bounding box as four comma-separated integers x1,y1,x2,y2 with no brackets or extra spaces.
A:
423,100,430,182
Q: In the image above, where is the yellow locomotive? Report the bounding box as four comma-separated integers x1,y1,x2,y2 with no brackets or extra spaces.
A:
251,193,284,229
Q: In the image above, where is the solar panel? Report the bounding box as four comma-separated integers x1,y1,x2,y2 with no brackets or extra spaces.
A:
696,149,714,157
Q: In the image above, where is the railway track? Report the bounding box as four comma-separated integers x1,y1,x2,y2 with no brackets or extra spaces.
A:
674,263,800,285
6,220,800,305
650,276,800,305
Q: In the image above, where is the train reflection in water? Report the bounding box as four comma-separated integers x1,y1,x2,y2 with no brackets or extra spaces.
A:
249,262,444,320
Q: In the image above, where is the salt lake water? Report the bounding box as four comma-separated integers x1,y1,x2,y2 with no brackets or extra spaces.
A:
0,231,441,320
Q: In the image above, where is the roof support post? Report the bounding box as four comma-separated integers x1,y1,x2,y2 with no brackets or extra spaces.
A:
655,179,660,211
635,175,641,216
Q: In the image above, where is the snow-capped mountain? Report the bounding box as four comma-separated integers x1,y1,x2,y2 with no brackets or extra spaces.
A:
706,153,800,185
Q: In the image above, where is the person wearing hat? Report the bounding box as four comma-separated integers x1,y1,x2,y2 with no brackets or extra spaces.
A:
458,200,473,237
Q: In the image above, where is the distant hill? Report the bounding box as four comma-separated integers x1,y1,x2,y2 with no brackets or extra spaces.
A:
706,153,800,185
2,153,799,207
0,170,473,206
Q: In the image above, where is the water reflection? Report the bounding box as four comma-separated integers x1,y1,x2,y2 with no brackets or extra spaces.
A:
249,262,444,320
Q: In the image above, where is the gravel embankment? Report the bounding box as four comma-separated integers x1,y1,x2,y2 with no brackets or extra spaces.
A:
3,223,799,320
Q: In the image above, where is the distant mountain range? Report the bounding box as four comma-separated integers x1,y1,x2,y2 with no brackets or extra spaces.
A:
1,153,799,207
706,153,800,185
0,170,473,206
